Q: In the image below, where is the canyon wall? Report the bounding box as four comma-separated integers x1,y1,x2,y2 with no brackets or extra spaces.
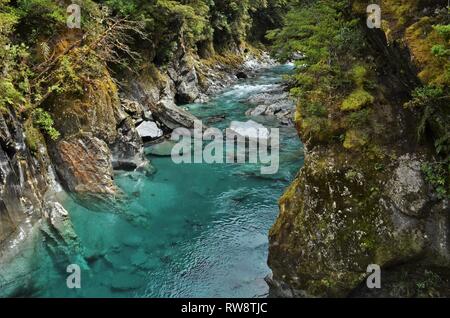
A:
268,0,449,297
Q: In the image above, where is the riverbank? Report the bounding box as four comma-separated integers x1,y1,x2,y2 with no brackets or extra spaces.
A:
1,64,303,297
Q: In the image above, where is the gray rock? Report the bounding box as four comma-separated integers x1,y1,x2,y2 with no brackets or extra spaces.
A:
246,104,267,117
386,154,431,217
143,110,153,121
151,98,200,130
51,133,117,195
244,85,295,125
121,99,144,119
145,139,177,157
176,69,200,104
111,117,150,172
291,51,306,60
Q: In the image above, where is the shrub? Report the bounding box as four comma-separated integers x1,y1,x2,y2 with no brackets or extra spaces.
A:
32,108,60,140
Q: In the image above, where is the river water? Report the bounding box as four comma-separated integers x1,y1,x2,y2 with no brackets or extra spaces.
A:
33,64,304,297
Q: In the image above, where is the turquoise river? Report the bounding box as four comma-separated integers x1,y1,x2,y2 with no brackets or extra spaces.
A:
33,64,303,297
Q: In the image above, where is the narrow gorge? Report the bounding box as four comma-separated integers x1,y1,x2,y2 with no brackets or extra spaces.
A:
0,0,449,298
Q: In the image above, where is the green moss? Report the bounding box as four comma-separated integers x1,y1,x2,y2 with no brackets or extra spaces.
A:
341,89,374,111
343,129,368,149
351,65,367,87
346,108,371,128
202,52,244,69
32,108,60,140
0,79,24,111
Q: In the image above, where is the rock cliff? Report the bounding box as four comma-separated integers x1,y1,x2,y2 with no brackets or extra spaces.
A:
268,0,449,297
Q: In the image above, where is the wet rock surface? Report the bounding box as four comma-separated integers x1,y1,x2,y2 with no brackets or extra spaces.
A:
0,108,85,297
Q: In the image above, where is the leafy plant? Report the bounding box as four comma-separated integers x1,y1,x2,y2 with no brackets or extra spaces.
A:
32,108,60,140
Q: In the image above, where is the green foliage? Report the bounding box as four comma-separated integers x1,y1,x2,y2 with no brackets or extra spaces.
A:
422,162,449,200
23,118,44,152
405,85,448,143
0,80,24,112
13,0,66,42
96,0,282,62
267,0,351,64
347,108,371,128
32,108,60,140
406,85,449,199
0,5,32,112
431,44,450,57
304,101,327,117
431,23,450,86
352,65,367,87
343,129,367,149
267,0,372,147
433,24,450,41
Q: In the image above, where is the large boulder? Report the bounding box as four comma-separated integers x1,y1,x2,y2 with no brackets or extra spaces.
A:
268,148,448,297
136,121,163,141
51,133,117,195
175,67,200,104
111,117,151,172
0,109,48,242
245,86,295,125
150,98,199,130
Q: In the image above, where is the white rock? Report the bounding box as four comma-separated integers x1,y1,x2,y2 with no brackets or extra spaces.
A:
229,120,270,141
136,121,163,139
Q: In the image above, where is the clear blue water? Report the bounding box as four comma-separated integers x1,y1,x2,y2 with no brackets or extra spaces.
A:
34,64,304,297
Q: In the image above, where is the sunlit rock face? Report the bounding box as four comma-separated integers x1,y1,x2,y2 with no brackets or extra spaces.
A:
51,133,117,195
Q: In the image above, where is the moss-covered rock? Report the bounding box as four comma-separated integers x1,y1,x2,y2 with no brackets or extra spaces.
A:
341,89,374,111
343,129,368,149
268,0,449,298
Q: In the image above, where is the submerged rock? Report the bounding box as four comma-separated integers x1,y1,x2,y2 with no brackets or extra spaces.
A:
145,139,177,157
110,271,146,292
40,200,87,270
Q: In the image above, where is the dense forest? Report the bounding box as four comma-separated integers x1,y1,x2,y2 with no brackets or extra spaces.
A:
0,0,449,298
0,0,287,147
